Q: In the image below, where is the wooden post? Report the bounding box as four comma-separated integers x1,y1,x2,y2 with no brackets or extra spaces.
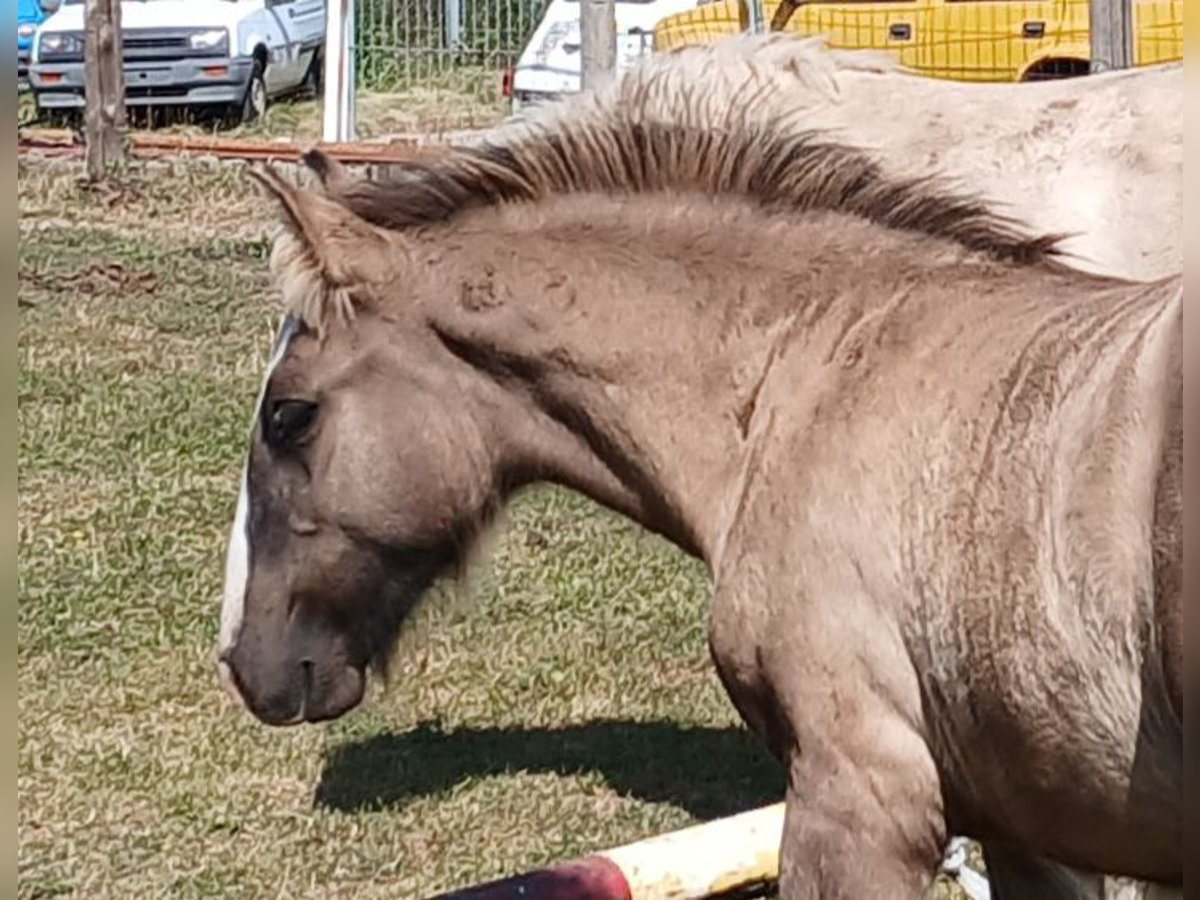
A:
1090,0,1134,72
84,0,124,179
580,0,616,92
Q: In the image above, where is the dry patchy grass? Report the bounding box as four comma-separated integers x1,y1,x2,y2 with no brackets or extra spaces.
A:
19,81,509,142
17,158,976,899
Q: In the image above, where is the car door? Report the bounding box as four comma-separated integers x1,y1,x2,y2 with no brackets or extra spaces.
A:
920,0,1071,81
264,0,325,89
786,0,933,73
1132,0,1182,65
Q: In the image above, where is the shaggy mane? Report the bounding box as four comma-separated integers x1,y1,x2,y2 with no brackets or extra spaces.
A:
271,36,1063,331
329,115,1061,264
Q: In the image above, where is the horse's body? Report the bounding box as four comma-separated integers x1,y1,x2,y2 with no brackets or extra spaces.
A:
216,42,1183,900
510,34,1181,283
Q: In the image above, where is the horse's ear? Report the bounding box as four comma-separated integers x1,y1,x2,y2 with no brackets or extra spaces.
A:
301,147,354,194
249,164,395,332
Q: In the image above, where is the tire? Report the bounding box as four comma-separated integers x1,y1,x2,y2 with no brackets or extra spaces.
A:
302,48,323,98
1020,58,1090,82
233,59,267,125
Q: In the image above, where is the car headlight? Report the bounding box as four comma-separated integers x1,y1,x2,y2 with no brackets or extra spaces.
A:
39,32,84,56
189,28,228,52
18,24,37,39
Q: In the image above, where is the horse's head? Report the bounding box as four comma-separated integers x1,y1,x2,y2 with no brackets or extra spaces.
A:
218,165,498,725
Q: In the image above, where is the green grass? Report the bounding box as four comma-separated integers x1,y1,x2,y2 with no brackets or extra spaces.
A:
17,157,975,899
18,81,508,141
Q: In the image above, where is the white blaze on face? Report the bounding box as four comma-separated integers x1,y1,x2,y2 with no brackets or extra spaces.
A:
218,317,302,662
218,474,252,654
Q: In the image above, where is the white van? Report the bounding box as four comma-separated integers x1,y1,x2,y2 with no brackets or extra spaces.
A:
507,0,700,113
29,0,325,124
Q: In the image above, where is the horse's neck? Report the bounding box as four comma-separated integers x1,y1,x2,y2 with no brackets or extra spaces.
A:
421,196,847,563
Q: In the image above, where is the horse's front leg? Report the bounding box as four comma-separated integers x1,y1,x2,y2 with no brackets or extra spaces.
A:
983,842,1109,899
983,844,1163,900
712,575,948,899
777,719,946,899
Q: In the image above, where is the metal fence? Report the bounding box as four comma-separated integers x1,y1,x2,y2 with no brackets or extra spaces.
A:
355,0,550,96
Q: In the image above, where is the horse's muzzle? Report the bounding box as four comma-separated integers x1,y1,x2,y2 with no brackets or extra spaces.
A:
219,642,365,726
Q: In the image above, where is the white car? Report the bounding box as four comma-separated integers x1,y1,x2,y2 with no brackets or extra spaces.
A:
29,0,325,124
507,0,702,113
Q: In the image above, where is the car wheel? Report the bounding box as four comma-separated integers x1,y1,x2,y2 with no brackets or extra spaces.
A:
235,60,267,125
302,49,323,98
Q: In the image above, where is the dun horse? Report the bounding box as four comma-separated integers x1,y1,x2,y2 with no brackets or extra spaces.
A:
216,79,1182,898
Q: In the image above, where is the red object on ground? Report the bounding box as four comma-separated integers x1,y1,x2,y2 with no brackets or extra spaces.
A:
501,66,514,99
428,855,632,900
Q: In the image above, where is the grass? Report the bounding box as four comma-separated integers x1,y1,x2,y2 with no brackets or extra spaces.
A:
17,156,976,898
18,77,510,141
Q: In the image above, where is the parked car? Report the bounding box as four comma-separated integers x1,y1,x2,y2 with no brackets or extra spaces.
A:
506,0,702,113
652,0,1182,82
28,0,325,124
18,0,54,85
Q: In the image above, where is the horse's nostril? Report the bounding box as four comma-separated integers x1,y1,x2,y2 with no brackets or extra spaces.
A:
298,658,315,692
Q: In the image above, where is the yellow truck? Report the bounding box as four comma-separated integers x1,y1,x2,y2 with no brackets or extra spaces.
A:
653,0,1182,81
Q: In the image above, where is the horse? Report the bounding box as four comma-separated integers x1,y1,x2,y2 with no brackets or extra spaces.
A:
214,64,1183,900
503,33,1181,284
496,35,1184,900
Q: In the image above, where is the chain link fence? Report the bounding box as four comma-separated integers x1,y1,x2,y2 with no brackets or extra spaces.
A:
354,0,550,125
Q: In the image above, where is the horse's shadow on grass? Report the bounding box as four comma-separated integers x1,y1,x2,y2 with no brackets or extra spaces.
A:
315,719,784,820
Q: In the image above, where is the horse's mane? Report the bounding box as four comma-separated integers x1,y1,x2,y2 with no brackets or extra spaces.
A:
305,35,1059,277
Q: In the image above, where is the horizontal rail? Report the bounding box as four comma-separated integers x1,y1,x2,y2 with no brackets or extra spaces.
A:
428,803,786,900
16,128,451,166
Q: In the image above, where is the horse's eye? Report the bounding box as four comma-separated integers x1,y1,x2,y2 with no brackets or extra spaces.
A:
266,399,318,449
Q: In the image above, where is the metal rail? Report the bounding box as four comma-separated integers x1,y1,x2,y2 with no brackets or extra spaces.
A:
16,128,448,166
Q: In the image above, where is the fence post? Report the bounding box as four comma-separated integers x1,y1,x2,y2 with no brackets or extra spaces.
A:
1089,0,1134,72
581,0,617,92
84,0,124,179
322,0,356,142
444,0,463,48
742,0,767,33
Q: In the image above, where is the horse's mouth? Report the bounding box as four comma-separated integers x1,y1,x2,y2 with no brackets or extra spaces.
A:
218,652,366,726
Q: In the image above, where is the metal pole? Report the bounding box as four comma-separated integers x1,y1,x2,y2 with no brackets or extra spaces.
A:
445,0,463,49
1089,0,1134,72
744,0,766,33
739,0,768,33
580,0,616,92
83,0,124,178
322,0,356,143
345,0,356,140
430,804,786,900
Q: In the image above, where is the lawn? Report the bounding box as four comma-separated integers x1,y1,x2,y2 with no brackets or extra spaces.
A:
18,77,510,141
17,156,974,898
